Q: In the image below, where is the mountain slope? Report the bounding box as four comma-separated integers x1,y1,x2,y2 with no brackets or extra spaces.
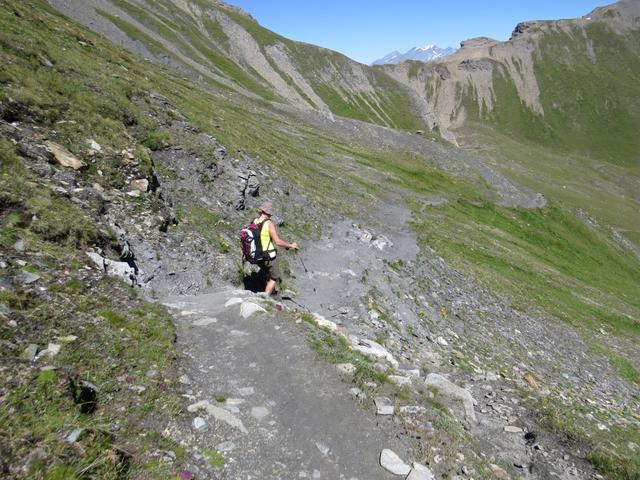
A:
380,1,640,165
47,0,435,132
2,1,639,479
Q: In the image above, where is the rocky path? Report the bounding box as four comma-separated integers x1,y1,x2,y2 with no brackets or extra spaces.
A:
162,289,411,480
157,196,619,479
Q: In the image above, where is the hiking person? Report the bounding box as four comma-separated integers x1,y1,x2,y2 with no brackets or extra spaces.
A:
252,201,298,296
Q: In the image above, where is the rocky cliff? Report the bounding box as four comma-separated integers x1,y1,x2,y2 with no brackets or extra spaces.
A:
381,1,640,160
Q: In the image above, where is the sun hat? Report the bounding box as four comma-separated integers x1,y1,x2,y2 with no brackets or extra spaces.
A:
258,201,274,216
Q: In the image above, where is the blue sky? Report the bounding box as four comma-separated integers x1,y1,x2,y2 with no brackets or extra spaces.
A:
229,1,608,64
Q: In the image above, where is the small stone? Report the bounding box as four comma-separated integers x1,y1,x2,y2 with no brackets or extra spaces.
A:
24,344,38,362
335,363,356,375
65,428,83,443
129,178,149,193
8,319,17,328
424,373,477,423
379,449,411,475
251,406,270,420
524,373,539,389
490,464,511,480
193,417,208,432
375,397,394,415
389,375,412,386
238,386,254,396
129,385,146,394
39,55,53,67
86,139,102,152
407,462,435,480
399,405,427,415
315,442,330,457
504,426,523,433
179,374,191,385
40,343,61,358
16,271,40,285
349,387,366,402
13,239,25,252
216,441,235,452
628,441,638,452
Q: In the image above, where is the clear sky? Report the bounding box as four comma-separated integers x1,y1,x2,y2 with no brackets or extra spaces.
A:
229,1,609,64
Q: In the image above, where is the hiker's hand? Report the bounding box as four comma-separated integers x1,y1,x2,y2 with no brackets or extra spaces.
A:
290,242,299,251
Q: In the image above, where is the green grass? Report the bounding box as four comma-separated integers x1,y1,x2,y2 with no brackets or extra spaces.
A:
482,22,640,166
535,397,640,480
414,200,640,340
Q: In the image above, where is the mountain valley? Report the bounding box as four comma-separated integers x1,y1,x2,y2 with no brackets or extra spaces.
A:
0,1,639,479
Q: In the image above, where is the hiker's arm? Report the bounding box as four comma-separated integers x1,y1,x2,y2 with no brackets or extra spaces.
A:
268,221,299,250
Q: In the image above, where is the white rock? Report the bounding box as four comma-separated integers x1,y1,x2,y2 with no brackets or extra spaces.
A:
400,368,421,378
424,373,477,423
313,314,338,332
240,301,266,318
86,139,102,152
86,252,137,285
193,416,208,432
399,405,427,415
187,400,248,433
389,375,412,386
436,337,449,346
375,397,394,415
39,343,61,358
504,426,523,433
238,387,254,396
335,363,356,375
379,449,410,475
251,406,270,420
224,297,243,308
349,336,398,367
407,462,435,480
216,441,235,452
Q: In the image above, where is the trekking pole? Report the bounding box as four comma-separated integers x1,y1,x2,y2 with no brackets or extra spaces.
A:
296,251,309,273
280,294,310,312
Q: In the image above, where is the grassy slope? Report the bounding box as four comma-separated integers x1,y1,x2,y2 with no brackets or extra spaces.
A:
98,0,426,131
488,21,640,167
1,1,639,478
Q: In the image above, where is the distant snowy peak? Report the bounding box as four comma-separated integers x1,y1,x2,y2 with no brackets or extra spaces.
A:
372,45,456,65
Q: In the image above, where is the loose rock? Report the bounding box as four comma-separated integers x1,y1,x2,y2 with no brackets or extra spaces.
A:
379,449,411,475
45,141,86,170
425,373,477,423
375,396,394,415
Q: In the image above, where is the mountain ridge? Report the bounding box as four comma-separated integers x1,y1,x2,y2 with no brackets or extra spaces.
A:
372,44,456,65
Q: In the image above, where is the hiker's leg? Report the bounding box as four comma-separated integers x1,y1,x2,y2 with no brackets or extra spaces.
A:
265,278,277,295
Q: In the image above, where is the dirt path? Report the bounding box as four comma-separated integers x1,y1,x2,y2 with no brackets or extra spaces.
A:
162,289,409,479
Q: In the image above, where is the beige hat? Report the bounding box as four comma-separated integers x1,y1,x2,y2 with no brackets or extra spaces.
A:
258,201,274,216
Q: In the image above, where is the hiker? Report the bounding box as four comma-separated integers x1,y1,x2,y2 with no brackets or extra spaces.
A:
253,201,298,295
